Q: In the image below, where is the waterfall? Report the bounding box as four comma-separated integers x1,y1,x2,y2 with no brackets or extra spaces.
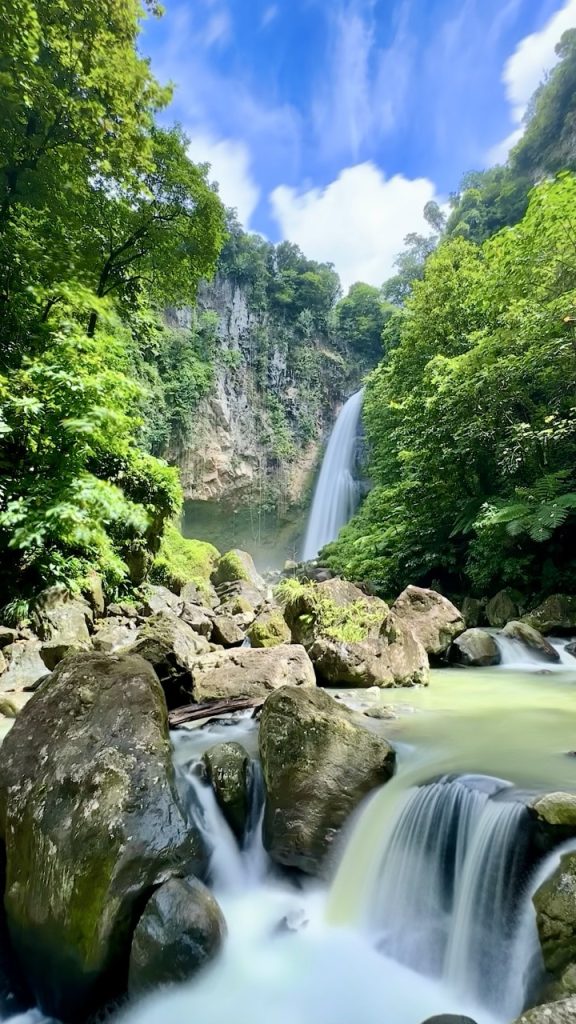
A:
329,774,536,1021
494,634,575,670
302,389,364,561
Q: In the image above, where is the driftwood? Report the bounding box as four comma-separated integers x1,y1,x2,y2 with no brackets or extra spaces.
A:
169,696,263,728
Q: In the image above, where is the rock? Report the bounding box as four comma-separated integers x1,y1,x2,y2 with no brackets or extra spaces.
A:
0,640,49,692
533,851,576,976
82,571,105,617
503,621,560,663
31,586,91,645
247,608,291,648
308,619,429,688
128,877,226,997
217,580,265,619
282,577,388,648
180,580,219,609
39,640,87,671
192,644,315,703
523,595,576,636
567,641,576,660
512,996,576,1023
141,585,183,617
259,686,396,874
391,585,465,657
124,611,210,709
532,792,576,828
420,1017,478,1024
202,741,250,839
213,549,265,592
179,602,213,637
92,619,137,654
0,696,18,717
448,628,501,667
461,597,484,628
210,615,246,647
363,706,396,720
485,589,523,628
107,601,141,620
0,652,206,1021
0,627,18,649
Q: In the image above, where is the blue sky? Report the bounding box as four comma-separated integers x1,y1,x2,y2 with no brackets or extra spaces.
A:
140,0,576,290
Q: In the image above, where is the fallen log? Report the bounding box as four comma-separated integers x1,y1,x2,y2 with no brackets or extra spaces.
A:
169,696,263,728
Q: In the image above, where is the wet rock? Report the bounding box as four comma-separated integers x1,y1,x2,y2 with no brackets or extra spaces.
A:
128,877,226,997
141,585,183,617
217,580,266,620
0,640,49,692
512,996,576,1023
39,640,87,670
0,696,19,718
485,589,523,628
202,741,250,839
363,706,396,720
503,621,560,663
0,651,206,1021
212,549,265,592
531,792,576,832
391,585,465,657
0,628,19,649
523,595,576,636
31,585,91,645
179,602,214,638
567,641,576,660
210,615,246,647
533,850,576,976
308,622,429,688
448,628,501,667
247,608,291,648
123,611,210,709
192,644,315,703
92,619,137,654
259,685,395,875
461,597,484,628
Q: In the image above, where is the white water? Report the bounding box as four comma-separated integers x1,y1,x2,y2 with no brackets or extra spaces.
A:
495,634,575,671
302,389,364,561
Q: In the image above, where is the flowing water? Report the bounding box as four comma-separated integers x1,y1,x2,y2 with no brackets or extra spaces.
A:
301,389,364,561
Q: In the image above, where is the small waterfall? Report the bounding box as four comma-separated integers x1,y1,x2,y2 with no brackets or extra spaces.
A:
494,634,575,670
329,774,536,1021
302,389,364,561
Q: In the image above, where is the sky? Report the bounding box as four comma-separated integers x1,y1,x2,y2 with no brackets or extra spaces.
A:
140,0,576,292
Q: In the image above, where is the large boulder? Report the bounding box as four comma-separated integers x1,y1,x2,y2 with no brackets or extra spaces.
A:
141,585,183,618
0,652,206,1021
0,640,49,692
179,602,214,638
128,877,226,997
485,589,522,628
309,614,429,688
448,628,501,667
391,586,465,657
502,621,560,663
210,614,246,647
212,549,265,592
123,611,210,709
523,595,576,636
259,686,395,874
202,741,250,839
31,585,92,645
533,851,576,977
512,997,576,1023
92,618,138,654
247,608,291,648
191,644,315,703
281,578,388,648
217,580,266,621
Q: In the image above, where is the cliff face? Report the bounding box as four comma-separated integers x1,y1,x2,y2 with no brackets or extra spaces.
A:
167,276,355,521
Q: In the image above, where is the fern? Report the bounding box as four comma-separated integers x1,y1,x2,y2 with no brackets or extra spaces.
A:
475,473,576,543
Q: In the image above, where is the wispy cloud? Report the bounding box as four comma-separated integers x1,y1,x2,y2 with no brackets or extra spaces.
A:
188,135,260,225
261,5,279,29
201,10,232,49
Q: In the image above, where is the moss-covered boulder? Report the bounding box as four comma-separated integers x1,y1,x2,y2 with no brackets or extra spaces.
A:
150,526,220,603
278,577,388,648
247,608,291,648
212,549,265,592
512,996,576,1023
309,618,429,688
448,628,501,667
390,586,465,657
533,851,576,976
191,644,315,703
0,652,207,1021
259,686,395,875
503,621,560,663
523,595,576,636
485,589,523,628
123,611,209,709
128,877,226,997
202,741,250,839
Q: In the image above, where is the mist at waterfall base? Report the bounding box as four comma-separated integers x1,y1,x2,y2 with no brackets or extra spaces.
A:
301,389,364,561
114,657,576,1024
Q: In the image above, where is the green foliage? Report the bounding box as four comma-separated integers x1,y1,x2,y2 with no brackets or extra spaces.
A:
512,29,576,179
275,578,383,643
150,524,219,597
326,175,576,601
335,283,395,366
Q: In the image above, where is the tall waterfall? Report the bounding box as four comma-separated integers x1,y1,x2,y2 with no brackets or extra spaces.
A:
302,389,364,561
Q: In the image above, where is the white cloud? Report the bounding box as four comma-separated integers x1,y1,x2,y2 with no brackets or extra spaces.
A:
488,0,576,163
270,163,439,292
187,135,260,227
201,11,232,48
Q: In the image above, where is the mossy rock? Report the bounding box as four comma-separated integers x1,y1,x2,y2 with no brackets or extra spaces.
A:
212,549,265,591
247,609,291,648
276,577,388,647
0,652,207,1021
0,697,18,718
523,594,576,636
151,526,220,603
202,741,250,839
533,851,576,975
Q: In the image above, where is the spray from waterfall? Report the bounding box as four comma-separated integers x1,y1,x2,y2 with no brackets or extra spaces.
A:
302,389,364,561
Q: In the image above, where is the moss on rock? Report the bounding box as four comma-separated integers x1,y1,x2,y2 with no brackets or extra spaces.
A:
247,609,291,648
151,525,219,601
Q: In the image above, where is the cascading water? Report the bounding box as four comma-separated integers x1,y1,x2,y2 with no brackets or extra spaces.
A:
494,634,575,670
302,389,364,560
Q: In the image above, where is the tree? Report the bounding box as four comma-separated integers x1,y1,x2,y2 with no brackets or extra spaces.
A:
512,29,576,179
335,283,394,366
